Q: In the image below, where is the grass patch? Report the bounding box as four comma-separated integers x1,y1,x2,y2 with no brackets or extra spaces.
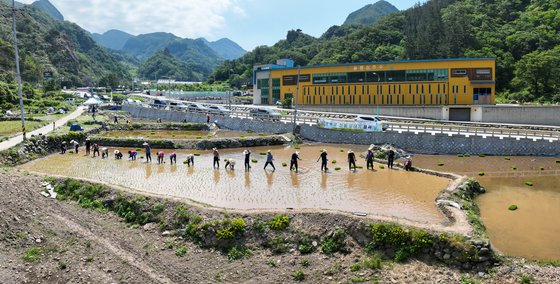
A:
282,162,287,167
368,223,434,262
378,165,385,169
331,160,337,164
334,167,341,171
478,172,485,176
300,258,310,267
504,157,511,160
292,270,305,281
193,153,201,156
297,235,314,254
512,166,518,171
175,246,188,257
259,152,267,156
478,154,486,157
58,260,67,270
538,259,560,267
437,163,445,166
525,181,534,187
350,262,361,272
22,247,42,262
227,246,252,261
321,229,347,255
267,236,288,254
457,154,464,158
520,274,534,284
540,166,545,171
508,205,518,211
251,159,258,163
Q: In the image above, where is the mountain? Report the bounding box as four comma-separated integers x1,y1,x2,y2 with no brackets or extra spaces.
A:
0,1,130,86
201,38,246,60
91,29,133,50
213,0,560,103
120,32,180,60
31,0,63,21
343,0,398,26
138,49,205,82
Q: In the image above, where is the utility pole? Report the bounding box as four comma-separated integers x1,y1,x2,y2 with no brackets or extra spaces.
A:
292,66,301,133
12,0,25,140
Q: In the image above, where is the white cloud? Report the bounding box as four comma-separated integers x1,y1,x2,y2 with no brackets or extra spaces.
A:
36,0,246,38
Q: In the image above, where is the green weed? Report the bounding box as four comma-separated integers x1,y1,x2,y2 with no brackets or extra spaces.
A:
268,214,290,230
175,246,188,257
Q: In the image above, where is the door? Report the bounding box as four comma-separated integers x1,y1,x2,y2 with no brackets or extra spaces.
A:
449,108,471,121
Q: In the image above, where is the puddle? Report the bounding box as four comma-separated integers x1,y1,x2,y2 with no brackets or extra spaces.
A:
414,155,560,260
19,145,450,224
98,130,260,140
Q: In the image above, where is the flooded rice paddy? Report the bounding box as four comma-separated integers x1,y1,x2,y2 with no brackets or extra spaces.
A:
19,145,450,224
98,130,260,140
415,155,560,260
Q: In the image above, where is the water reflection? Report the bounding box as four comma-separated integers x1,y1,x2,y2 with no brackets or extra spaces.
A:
145,164,152,178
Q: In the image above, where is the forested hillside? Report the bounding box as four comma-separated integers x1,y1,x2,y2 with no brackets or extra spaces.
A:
0,2,130,87
343,0,398,26
213,0,560,103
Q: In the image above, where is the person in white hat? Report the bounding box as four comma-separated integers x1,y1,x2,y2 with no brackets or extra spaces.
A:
290,151,301,173
347,149,357,172
143,142,152,163
243,149,251,170
212,147,220,168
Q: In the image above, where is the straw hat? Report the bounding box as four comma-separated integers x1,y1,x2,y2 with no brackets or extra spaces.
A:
348,149,354,153
322,149,327,153
213,147,217,151
295,151,300,155
243,150,249,154
267,150,271,153
142,142,148,146
86,138,90,141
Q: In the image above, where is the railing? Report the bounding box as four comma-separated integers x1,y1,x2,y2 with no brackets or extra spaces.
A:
127,102,559,143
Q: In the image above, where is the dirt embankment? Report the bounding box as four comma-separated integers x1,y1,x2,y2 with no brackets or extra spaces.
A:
1,169,559,284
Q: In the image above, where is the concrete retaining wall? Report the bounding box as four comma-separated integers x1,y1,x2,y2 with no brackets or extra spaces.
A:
123,105,560,156
300,105,560,126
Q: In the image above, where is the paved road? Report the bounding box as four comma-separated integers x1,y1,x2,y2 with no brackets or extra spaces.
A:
0,106,86,151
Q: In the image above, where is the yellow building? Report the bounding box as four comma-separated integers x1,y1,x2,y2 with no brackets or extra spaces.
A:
253,58,496,106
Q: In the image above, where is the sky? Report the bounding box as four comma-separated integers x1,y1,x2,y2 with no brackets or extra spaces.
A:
19,0,423,51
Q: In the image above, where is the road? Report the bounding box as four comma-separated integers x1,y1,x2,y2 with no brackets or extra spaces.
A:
128,93,559,143
0,106,86,151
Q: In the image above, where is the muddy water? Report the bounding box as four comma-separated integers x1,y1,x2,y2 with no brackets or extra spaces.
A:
414,155,560,260
19,145,450,224
98,130,259,140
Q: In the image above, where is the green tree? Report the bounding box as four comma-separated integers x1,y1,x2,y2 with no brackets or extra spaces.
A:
514,46,560,102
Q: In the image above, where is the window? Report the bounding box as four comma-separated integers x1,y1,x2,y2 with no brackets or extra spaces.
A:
452,69,467,76
476,69,491,75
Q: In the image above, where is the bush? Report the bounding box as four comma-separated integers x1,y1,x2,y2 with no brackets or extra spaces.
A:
253,219,266,232
292,270,305,281
520,274,534,284
216,228,235,240
350,263,361,271
508,205,518,211
268,214,290,230
369,223,433,262
362,254,383,269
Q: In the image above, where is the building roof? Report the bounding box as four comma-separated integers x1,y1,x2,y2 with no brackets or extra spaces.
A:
254,57,496,73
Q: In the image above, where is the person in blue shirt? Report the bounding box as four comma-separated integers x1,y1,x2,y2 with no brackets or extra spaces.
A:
264,150,276,171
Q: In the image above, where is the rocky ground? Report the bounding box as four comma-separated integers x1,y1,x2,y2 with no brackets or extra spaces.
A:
0,168,559,284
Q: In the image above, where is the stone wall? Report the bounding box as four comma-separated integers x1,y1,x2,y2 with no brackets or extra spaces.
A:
122,105,560,156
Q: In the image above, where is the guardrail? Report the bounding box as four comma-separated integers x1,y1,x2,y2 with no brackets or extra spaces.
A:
127,102,559,143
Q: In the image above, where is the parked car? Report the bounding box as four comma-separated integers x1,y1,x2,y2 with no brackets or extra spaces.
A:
151,99,168,107
187,103,209,112
354,115,389,131
249,108,281,121
169,101,188,110
207,105,230,115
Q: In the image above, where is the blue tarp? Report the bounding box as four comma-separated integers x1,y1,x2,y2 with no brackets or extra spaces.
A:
69,124,83,132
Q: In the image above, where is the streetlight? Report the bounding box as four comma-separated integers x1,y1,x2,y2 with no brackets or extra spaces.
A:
11,0,25,140
292,66,301,133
